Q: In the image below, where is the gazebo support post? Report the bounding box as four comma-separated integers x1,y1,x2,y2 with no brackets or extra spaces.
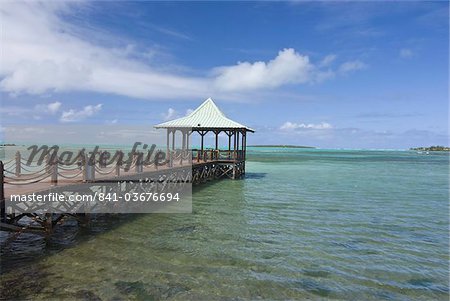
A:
187,131,190,150
166,130,170,165
172,130,175,150
228,131,231,156
233,130,237,160
200,130,208,161
242,131,246,174
214,130,219,160
182,130,186,151
236,131,240,160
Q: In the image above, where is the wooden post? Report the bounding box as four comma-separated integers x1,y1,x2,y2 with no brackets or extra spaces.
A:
136,152,143,173
167,150,171,167
101,151,108,168
78,150,83,170
0,161,5,222
45,212,53,236
233,131,237,160
83,154,94,182
215,131,218,151
200,131,204,156
116,153,121,177
240,131,244,160
237,131,240,159
51,162,57,185
45,154,50,175
154,150,159,170
187,131,190,151
243,132,247,160
172,129,176,150
182,130,186,151
244,132,247,174
15,151,21,177
166,130,170,162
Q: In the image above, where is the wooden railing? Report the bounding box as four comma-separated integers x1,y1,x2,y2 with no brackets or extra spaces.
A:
0,149,193,187
191,149,245,162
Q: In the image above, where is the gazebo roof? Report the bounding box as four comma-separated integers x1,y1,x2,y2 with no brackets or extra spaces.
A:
154,98,254,132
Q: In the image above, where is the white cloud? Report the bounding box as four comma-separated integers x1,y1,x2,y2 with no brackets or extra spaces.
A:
106,119,118,124
213,50,362,91
161,108,178,121
47,101,62,114
213,48,315,91
35,101,61,114
152,26,192,41
0,2,367,100
0,2,208,99
319,54,337,67
60,104,102,122
161,107,194,121
280,121,333,131
400,48,413,59
339,60,367,74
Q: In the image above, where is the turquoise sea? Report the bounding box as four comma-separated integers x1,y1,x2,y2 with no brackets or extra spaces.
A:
1,148,449,300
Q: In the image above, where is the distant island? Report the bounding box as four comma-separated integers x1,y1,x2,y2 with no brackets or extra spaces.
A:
250,145,315,149
410,146,450,151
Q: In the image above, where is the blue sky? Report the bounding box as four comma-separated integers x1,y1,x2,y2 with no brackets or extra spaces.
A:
0,1,448,149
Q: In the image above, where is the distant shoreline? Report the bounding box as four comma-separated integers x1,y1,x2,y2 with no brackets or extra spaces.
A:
410,146,450,152
249,145,315,149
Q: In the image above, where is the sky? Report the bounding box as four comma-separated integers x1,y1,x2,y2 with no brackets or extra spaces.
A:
0,1,448,149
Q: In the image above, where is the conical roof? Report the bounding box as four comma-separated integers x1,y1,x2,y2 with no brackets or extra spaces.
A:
154,98,254,132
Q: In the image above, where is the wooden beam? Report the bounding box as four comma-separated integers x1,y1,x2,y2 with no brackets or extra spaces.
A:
0,222,46,234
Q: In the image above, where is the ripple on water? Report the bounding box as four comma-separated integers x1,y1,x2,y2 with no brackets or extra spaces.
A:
302,269,330,278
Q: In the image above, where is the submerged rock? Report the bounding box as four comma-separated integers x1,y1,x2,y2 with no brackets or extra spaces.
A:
74,289,102,301
115,280,190,300
175,225,196,233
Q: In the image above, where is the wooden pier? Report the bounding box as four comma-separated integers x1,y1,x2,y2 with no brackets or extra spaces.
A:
0,98,253,238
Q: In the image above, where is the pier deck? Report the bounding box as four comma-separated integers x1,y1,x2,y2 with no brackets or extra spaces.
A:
0,97,252,238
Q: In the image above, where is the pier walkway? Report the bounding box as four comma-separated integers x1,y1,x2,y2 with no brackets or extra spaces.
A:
0,98,253,237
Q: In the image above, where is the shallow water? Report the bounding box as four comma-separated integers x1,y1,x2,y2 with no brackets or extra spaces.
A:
1,149,449,300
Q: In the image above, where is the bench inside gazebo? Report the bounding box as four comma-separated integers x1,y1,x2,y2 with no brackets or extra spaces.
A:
154,97,254,178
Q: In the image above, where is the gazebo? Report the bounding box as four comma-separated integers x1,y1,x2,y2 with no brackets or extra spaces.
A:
154,98,254,178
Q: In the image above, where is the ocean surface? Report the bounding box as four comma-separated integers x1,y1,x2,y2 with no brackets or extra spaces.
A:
0,148,449,300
